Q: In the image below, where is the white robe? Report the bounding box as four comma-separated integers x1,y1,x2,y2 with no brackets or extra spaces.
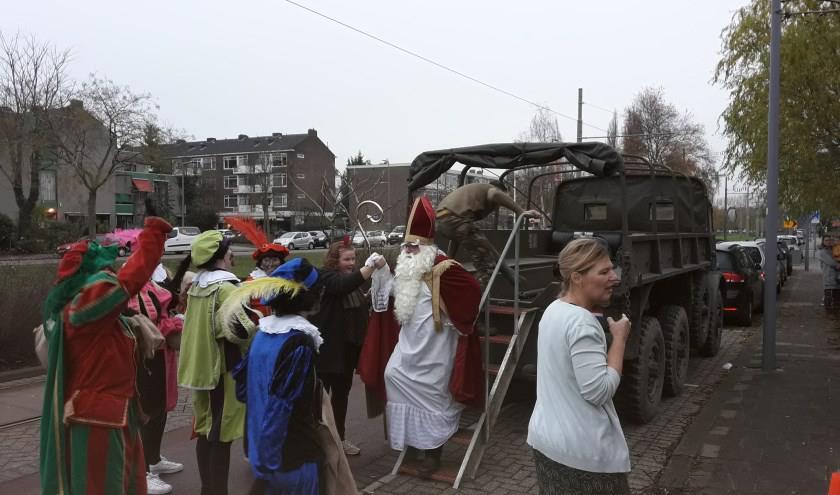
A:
384,283,464,450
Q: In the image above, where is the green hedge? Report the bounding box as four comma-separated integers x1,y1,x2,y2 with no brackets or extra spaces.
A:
0,246,400,371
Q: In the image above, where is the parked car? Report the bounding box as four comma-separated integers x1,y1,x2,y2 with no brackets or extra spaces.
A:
56,233,133,258
273,231,314,250
717,245,764,326
352,230,387,248
720,240,782,295
388,225,406,245
218,228,237,240
795,229,805,245
754,239,790,286
308,231,330,248
164,226,201,254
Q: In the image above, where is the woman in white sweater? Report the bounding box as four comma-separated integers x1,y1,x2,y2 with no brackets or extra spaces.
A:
527,238,632,494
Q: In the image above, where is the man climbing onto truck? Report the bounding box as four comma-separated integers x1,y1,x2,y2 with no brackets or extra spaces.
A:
435,180,540,288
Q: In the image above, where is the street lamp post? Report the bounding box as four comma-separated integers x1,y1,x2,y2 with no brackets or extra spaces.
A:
762,0,781,371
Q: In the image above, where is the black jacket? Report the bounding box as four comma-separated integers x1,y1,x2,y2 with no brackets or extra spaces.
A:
310,268,369,374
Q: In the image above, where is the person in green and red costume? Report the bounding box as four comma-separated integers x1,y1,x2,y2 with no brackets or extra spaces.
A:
40,209,172,495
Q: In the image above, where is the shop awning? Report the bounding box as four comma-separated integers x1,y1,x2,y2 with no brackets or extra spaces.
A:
132,178,154,193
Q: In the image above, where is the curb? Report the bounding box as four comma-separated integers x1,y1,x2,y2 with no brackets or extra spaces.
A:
0,366,44,384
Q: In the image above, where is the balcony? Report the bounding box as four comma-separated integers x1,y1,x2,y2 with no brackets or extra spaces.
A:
236,185,252,194
237,205,251,214
253,184,263,193
234,165,250,174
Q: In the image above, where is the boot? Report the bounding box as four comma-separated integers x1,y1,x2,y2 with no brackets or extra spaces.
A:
418,446,442,478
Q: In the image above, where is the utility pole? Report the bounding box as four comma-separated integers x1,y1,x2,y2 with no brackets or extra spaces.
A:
762,0,781,372
577,88,583,143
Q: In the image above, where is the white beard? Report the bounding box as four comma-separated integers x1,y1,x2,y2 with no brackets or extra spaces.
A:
393,245,437,325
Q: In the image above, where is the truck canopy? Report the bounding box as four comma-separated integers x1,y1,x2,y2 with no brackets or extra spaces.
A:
407,142,624,192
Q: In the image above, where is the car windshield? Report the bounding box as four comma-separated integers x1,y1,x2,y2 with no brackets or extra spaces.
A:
393,226,405,233
716,252,736,271
279,232,296,239
181,227,200,236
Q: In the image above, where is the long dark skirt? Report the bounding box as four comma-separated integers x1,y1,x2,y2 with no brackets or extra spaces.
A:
533,449,630,495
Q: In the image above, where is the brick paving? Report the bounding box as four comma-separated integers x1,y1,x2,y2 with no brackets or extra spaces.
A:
362,329,750,494
0,323,750,493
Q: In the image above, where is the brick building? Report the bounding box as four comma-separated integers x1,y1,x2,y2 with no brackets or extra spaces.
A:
160,129,335,233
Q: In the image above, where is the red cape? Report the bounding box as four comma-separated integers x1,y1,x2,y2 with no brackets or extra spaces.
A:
357,254,484,412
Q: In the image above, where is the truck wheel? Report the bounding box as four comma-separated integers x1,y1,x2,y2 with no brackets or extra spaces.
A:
656,305,690,397
689,276,711,349
700,291,723,357
615,316,665,424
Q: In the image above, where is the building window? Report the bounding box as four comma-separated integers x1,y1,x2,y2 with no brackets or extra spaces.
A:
273,173,287,187
39,170,56,201
224,195,238,208
296,193,305,200
297,153,305,159
271,153,288,167
223,175,238,189
295,173,305,179
275,193,288,208
237,155,248,167
223,156,237,169
200,157,215,170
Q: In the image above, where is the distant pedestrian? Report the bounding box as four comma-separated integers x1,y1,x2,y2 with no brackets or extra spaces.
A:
435,180,540,289
177,231,260,495
40,216,172,495
817,236,840,310
527,238,631,494
310,238,386,456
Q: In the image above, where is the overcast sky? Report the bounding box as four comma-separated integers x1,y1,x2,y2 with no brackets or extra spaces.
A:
5,0,747,168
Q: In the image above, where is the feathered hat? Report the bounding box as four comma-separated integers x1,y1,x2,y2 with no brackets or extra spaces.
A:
217,257,319,325
225,216,289,262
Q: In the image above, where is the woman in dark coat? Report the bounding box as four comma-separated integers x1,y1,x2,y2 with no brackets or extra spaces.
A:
310,238,385,455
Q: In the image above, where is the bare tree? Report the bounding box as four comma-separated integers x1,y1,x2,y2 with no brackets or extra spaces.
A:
289,168,387,233
0,32,71,237
622,86,716,194
606,110,619,149
49,76,155,238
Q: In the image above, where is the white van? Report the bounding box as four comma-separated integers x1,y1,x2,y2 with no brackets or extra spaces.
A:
164,226,200,254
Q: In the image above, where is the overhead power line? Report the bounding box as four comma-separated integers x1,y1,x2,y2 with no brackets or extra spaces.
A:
282,0,609,134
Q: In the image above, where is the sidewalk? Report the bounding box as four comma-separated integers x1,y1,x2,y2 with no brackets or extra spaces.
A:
658,265,840,494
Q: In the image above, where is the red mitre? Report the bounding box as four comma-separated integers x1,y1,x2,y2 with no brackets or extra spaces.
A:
252,243,289,261
404,196,435,245
56,241,90,281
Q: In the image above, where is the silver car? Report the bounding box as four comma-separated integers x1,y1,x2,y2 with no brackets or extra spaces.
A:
273,231,314,250
352,230,387,248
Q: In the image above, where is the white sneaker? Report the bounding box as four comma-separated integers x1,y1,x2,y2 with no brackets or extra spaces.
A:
146,473,172,495
150,455,184,475
342,439,361,456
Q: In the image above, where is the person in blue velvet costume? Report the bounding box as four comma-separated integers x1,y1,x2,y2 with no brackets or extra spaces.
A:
225,257,326,495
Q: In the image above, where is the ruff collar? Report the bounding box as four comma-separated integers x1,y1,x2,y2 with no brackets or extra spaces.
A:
258,315,323,350
249,268,268,280
193,270,239,288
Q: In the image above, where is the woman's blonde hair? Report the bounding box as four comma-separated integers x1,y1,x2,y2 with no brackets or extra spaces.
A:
557,238,611,293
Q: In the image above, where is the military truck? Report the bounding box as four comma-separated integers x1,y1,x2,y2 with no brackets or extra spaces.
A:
396,142,724,487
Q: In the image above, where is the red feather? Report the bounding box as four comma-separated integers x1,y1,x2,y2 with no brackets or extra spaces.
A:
225,216,268,248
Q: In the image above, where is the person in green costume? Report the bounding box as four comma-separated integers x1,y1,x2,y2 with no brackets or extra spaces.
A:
176,230,259,495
